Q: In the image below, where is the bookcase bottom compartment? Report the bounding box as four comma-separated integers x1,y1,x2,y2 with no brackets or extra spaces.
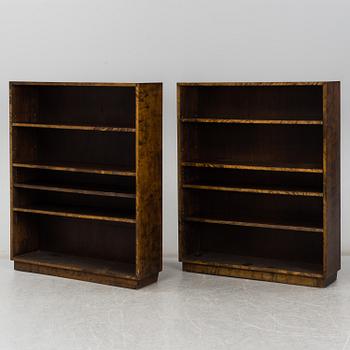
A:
180,222,332,287
11,214,158,288
14,252,158,289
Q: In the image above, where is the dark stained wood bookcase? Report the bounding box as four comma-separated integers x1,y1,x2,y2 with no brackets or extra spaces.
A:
10,81,162,289
178,82,340,287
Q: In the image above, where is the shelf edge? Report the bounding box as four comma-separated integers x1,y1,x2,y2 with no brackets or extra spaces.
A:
185,216,323,233
13,207,136,224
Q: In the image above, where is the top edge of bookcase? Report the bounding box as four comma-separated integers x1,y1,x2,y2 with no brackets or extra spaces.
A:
9,82,162,87
177,82,340,87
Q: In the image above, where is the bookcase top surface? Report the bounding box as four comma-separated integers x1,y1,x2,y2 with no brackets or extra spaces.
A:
178,81,339,87
10,81,162,87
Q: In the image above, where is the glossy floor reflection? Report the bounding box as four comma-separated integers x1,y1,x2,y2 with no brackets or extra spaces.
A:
0,256,350,350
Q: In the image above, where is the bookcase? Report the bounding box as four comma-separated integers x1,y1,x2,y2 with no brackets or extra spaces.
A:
178,82,340,287
10,81,162,289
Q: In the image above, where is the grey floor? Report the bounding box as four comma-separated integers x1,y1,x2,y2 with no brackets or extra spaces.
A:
0,256,350,350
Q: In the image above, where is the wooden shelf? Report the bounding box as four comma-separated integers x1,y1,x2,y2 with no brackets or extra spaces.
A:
14,205,136,224
183,252,323,278
182,162,323,174
182,184,323,197
13,122,136,133
181,118,323,125
14,250,136,279
13,161,136,176
14,183,136,199
185,216,323,233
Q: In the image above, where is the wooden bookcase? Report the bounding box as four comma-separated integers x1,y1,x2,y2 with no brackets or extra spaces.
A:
10,82,162,289
178,82,340,287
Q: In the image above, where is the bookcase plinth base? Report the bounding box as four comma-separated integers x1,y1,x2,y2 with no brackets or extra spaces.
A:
15,262,159,289
182,262,337,288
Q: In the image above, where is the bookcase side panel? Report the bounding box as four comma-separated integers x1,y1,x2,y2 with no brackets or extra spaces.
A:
135,83,162,278
10,83,39,258
178,85,184,260
323,82,341,278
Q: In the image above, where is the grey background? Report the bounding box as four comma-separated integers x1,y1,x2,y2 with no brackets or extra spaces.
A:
0,0,348,257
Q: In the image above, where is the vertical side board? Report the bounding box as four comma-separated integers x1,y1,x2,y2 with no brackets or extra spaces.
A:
9,83,14,259
323,82,341,279
135,83,162,278
10,83,39,259
177,84,184,261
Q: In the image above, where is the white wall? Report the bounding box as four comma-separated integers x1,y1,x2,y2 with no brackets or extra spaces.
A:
0,0,349,257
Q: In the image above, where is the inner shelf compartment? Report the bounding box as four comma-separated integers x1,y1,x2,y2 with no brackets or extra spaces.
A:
183,167,323,196
12,127,135,172
14,187,136,223
180,85,323,120
183,190,323,231
11,84,135,128
182,123,323,170
182,221,323,275
13,167,136,198
12,213,136,277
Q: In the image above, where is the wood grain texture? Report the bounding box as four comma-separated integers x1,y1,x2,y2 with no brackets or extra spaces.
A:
323,82,341,279
178,82,330,87
185,216,323,233
182,162,323,173
13,122,136,133
13,207,136,224
181,118,323,125
182,184,323,197
10,81,139,87
178,81,340,287
135,83,163,278
183,263,336,288
14,183,136,199
13,162,136,176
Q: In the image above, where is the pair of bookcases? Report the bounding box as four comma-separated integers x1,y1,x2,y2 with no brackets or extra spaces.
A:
10,81,340,288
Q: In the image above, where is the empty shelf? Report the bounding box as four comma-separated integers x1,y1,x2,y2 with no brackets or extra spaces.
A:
14,183,136,199
182,162,323,174
12,161,136,176
181,118,323,125
182,184,323,197
14,251,136,279
185,216,323,233
13,205,136,224
183,252,323,277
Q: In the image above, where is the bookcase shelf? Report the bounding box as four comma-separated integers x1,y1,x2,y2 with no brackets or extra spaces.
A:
178,82,340,287
181,118,323,125
10,81,162,289
182,162,323,173
13,122,136,133
14,183,136,198
182,184,323,197
13,161,136,176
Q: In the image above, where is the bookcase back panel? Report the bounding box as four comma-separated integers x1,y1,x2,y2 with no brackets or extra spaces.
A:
13,168,136,193
181,86,323,120
183,167,323,193
12,85,136,127
184,190,323,228
184,222,323,267
183,123,322,167
38,216,136,264
13,128,135,169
